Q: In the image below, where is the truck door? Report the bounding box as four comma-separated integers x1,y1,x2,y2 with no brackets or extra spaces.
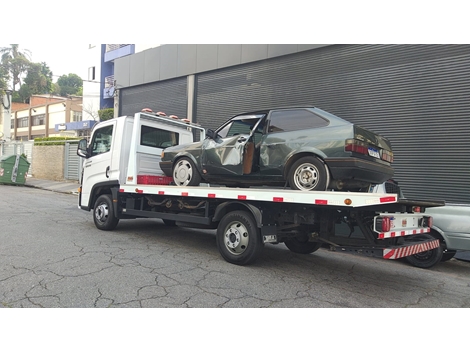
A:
201,115,262,176
80,121,116,208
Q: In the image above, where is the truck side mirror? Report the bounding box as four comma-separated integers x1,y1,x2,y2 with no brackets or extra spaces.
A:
77,139,89,158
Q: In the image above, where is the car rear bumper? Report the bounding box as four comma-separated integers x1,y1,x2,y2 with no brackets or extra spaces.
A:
159,161,173,177
443,232,470,251
326,157,394,184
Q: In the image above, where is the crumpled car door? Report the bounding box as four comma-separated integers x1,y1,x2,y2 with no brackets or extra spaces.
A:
201,134,250,175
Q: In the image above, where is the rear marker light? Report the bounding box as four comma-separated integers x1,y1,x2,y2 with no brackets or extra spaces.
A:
377,216,391,232
208,193,216,198
182,192,188,196
273,197,284,202
238,195,247,200
380,196,396,203
135,189,143,194
158,191,165,195
315,199,328,205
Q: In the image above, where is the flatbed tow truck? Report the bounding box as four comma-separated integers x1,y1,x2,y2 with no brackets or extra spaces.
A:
77,111,445,267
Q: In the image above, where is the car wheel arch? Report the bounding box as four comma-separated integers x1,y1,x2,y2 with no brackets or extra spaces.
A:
282,152,328,179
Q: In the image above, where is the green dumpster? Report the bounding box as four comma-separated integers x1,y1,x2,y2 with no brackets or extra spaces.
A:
0,155,30,185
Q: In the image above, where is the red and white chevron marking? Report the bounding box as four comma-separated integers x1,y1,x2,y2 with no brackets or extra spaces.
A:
383,239,440,260
378,227,430,239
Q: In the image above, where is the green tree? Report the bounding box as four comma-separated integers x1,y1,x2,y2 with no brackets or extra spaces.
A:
0,44,31,92
0,64,8,97
57,73,83,97
24,62,53,95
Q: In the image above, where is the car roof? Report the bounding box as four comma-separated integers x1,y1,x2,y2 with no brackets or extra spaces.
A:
235,106,316,116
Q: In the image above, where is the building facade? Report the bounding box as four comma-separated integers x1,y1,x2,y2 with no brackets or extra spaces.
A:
109,44,470,204
9,95,88,140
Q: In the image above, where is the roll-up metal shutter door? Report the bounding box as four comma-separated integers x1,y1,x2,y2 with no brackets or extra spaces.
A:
120,78,188,118
64,142,80,180
195,44,470,203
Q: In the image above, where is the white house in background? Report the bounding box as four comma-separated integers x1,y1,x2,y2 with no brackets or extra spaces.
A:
82,44,159,121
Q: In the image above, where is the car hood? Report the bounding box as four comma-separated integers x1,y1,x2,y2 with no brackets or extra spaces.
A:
163,140,204,157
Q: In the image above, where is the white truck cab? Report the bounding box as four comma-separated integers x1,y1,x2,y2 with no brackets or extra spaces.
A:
77,111,204,211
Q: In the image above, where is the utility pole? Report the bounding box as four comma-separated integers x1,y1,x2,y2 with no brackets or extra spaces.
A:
1,90,13,142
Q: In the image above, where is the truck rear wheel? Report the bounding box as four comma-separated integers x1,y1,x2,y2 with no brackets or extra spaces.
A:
93,194,119,231
216,210,264,265
284,236,322,254
404,236,443,268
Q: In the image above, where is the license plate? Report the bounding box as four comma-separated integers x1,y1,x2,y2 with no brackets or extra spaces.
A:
368,147,380,158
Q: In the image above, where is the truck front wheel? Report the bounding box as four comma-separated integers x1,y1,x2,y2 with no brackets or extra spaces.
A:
216,210,264,265
93,194,119,231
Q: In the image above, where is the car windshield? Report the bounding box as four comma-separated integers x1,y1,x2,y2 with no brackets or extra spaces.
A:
217,114,265,138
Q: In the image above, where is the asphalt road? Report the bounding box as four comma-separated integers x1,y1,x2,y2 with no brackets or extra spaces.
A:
1,184,470,308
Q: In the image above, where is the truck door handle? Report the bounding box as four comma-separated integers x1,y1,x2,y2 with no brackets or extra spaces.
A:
106,166,110,178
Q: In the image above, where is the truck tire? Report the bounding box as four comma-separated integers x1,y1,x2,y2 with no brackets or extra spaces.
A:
288,156,328,191
284,236,322,254
172,157,201,187
93,194,119,231
162,219,177,226
216,210,264,265
405,236,443,268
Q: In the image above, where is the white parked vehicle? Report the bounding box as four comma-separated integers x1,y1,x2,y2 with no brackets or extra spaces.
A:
371,180,470,265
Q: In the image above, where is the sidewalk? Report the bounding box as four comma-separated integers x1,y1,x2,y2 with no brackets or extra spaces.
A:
24,176,80,195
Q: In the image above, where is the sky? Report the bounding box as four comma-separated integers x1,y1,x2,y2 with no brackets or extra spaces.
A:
0,43,88,82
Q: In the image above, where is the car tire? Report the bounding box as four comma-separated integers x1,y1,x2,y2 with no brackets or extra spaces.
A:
441,250,456,262
288,156,328,191
172,157,202,186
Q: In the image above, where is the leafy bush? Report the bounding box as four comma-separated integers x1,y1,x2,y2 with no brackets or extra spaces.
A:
98,108,114,121
34,137,80,146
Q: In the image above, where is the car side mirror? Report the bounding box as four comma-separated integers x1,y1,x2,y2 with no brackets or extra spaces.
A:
77,139,90,158
206,129,216,140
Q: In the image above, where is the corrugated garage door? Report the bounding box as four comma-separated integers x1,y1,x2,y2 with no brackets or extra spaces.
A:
120,77,188,118
64,142,80,180
195,44,470,204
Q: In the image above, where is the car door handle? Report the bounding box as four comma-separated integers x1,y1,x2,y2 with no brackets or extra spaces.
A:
237,137,247,142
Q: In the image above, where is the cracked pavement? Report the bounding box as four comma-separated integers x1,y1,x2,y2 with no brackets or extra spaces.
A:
1,185,470,308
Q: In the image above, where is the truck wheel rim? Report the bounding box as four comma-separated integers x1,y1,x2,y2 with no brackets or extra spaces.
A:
294,163,319,190
224,221,249,255
95,203,109,224
174,160,193,186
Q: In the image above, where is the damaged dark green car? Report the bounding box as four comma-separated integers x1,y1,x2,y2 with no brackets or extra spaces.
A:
159,107,394,191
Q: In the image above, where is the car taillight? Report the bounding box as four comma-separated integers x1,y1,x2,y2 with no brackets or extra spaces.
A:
345,139,368,155
381,149,394,162
375,216,392,232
